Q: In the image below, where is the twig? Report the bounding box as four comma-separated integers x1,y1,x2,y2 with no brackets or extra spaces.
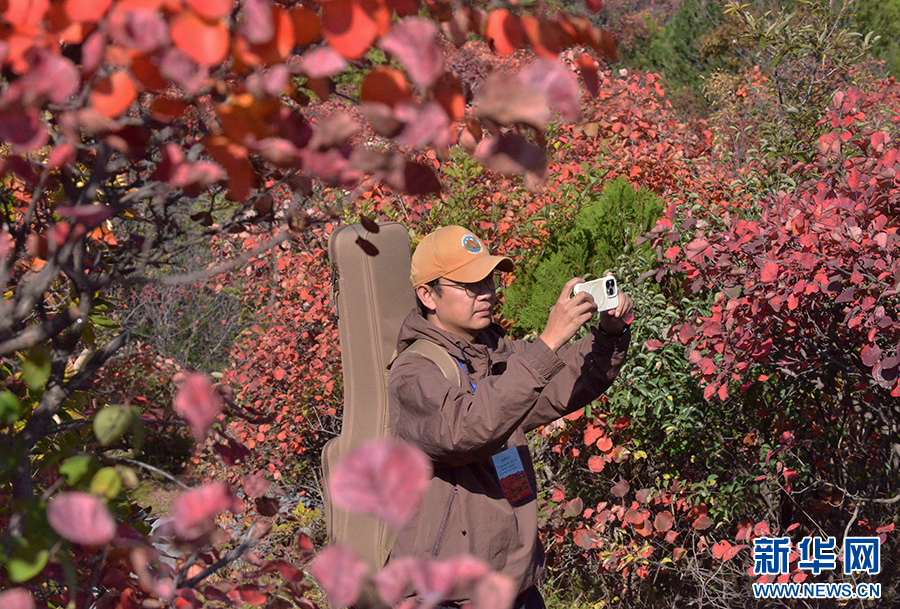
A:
179,522,262,588
105,455,190,490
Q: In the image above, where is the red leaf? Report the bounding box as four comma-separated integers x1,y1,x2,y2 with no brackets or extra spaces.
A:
596,437,613,452
66,0,112,22
171,11,230,66
243,474,271,498
577,53,599,97
712,540,730,559
328,439,432,530
309,544,369,608
654,511,673,533
19,51,80,105
0,589,34,609
0,105,48,153
273,367,286,381
624,509,645,525
760,261,779,283
692,515,712,530
610,479,630,498
485,9,525,55
360,67,412,107
378,18,444,88
322,0,379,60
91,70,137,119
698,357,715,376
587,455,605,472
186,0,233,20
173,372,224,440
584,0,601,13
171,482,242,539
584,425,602,446
47,492,116,546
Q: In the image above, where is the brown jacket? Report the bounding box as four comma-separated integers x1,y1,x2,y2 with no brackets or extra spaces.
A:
387,309,630,598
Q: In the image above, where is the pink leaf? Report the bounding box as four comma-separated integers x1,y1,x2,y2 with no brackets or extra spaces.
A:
378,18,444,88
395,101,451,150
654,511,673,533
56,204,115,228
0,104,49,153
298,46,348,78
760,261,779,283
18,51,80,104
610,479,630,498
47,492,116,546
171,482,242,539
471,571,516,609
0,589,34,609
328,439,432,531
242,474,271,498
309,544,369,608
861,344,882,367
520,59,581,122
240,0,274,44
474,132,546,176
109,8,170,53
173,372,223,440
411,555,489,606
374,556,418,605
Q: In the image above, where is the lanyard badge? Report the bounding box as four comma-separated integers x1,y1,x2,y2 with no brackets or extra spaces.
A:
491,446,536,505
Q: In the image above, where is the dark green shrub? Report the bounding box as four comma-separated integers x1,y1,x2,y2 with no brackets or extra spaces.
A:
501,176,663,335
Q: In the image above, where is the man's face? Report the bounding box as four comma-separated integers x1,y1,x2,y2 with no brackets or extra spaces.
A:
417,274,497,342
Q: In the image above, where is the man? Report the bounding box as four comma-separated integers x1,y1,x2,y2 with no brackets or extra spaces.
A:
388,225,632,608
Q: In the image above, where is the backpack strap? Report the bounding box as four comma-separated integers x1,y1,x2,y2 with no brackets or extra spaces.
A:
389,339,462,387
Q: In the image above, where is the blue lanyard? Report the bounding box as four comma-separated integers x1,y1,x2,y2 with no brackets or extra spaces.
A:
455,358,477,391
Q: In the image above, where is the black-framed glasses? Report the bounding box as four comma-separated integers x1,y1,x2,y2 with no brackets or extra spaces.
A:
435,273,499,298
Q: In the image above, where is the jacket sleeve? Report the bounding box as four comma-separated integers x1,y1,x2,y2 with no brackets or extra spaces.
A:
519,325,631,432
389,339,566,466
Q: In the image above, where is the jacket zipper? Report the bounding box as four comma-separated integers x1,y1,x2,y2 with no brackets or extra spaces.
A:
431,487,458,557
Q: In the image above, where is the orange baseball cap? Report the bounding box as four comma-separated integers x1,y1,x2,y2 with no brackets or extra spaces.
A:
410,225,514,287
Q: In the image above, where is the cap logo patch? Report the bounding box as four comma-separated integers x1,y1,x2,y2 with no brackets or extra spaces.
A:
462,234,483,254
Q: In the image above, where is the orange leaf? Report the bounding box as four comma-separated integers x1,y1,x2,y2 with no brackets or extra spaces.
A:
91,71,137,118
432,72,465,120
359,67,411,107
185,0,233,20
65,0,112,22
6,0,49,27
521,15,563,59
322,0,379,60
486,9,525,55
205,136,254,202
171,11,230,66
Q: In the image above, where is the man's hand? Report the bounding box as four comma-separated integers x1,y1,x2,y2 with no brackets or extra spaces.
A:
598,273,634,337
540,278,598,352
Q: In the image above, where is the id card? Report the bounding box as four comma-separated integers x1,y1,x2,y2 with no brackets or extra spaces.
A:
491,446,535,505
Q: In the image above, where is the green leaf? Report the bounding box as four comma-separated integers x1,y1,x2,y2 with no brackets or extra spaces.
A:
21,346,51,391
4,537,50,583
0,391,22,425
93,405,132,446
131,407,144,456
90,467,123,499
59,455,94,485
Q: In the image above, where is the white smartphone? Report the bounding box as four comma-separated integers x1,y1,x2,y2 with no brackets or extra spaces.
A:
573,276,619,311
